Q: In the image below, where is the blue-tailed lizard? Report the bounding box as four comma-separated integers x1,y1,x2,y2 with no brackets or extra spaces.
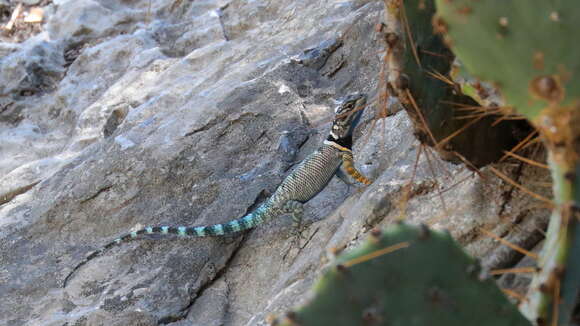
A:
63,93,371,287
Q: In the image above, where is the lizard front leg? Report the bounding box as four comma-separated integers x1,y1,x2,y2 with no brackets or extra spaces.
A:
341,152,372,185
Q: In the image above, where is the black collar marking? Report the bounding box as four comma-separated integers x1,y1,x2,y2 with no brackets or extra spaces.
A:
326,134,353,150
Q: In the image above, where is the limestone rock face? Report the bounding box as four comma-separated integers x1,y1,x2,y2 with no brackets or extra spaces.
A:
0,0,548,325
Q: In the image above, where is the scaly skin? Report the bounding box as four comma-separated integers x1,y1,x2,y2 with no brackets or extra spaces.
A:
342,152,372,185
63,93,371,287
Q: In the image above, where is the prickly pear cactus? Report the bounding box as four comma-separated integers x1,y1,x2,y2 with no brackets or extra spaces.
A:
391,0,528,167
435,0,580,324
434,0,580,122
272,223,530,326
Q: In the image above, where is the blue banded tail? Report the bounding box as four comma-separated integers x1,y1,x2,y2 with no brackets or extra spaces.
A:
63,210,266,287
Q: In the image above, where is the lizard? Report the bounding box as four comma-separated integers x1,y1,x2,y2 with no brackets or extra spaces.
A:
63,93,371,287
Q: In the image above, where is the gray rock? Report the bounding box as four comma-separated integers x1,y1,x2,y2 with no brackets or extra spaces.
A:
46,0,142,45
0,42,20,58
0,0,549,325
0,37,65,98
20,0,42,5
291,38,343,71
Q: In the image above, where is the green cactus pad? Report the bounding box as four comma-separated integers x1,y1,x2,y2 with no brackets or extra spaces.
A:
434,0,580,122
400,0,529,167
273,223,530,326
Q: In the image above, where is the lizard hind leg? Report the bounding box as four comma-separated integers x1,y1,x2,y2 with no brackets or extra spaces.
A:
281,200,311,261
282,200,309,244
282,200,304,231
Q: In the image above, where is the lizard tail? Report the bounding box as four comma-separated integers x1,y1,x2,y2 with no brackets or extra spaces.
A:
63,208,269,287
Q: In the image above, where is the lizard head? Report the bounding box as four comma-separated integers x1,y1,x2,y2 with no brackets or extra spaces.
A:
327,93,366,149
